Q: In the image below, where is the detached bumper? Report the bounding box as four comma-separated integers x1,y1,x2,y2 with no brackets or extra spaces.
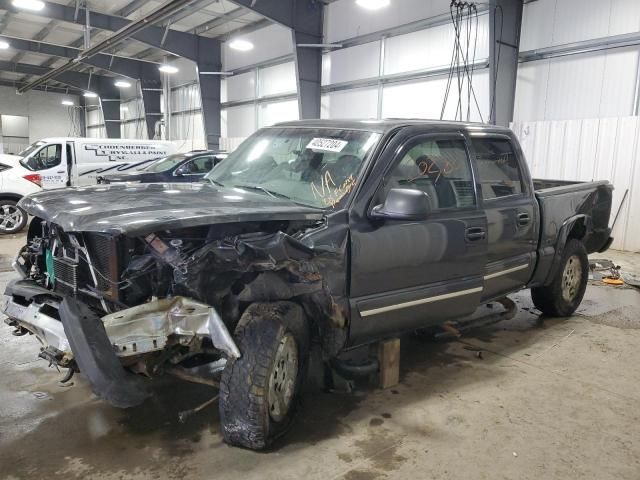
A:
2,279,239,407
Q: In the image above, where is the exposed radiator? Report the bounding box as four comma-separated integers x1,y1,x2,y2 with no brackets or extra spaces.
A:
53,256,79,294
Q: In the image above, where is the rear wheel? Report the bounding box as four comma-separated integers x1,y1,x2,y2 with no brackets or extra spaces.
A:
531,239,588,316
0,200,27,234
219,302,309,450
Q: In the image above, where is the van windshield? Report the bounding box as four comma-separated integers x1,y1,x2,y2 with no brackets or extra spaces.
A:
18,141,47,158
206,127,381,209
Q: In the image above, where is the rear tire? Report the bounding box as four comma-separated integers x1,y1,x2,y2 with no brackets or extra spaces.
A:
219,302,309,450
0,199,27,234
531,239,588,316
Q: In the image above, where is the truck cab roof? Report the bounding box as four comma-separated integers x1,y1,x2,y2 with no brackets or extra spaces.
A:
272,118,514,136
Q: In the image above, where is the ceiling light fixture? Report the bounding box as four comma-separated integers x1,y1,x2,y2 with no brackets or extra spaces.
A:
11,0,45,11
61,100,74,106
83,91,98,98
228,39,254,51
355,0,390,10
0,40,9,50
158,64,179,74
114,80,131,88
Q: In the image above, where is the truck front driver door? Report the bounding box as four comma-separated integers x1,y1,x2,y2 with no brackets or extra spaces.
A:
349,129,487,345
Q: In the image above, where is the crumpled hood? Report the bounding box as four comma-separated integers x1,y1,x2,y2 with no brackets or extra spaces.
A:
19,182,324,235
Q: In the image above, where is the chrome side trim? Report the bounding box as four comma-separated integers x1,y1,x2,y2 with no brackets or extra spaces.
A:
483,263,529,280
359,286,483,317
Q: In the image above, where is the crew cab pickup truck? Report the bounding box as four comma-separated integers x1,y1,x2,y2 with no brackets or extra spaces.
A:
2,120,613,450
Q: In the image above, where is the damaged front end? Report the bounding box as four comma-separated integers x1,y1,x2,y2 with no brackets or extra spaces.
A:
3,215,347,408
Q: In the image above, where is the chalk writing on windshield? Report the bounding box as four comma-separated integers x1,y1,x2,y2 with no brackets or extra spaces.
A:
310,170,357,208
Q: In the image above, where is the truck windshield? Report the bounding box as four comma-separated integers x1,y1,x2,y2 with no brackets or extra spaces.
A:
206,127,381,209
144,154,188,172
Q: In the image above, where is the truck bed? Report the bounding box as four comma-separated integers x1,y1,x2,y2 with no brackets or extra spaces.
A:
533,178,589,192
530,178,613,286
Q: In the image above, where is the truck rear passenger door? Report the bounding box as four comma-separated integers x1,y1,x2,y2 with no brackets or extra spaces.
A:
349,129,487,345
468,134,538,301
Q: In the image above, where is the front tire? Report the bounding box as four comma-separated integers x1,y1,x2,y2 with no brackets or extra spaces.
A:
219,302,309,450
531,239,588,316
0,199,27,234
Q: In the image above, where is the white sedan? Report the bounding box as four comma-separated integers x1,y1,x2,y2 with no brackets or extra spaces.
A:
0,154,42,234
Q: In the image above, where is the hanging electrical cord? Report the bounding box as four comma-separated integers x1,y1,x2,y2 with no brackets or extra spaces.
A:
440,0,486,123
441,0,462,120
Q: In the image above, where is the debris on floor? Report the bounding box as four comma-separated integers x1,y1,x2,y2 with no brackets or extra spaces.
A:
589,258,624,286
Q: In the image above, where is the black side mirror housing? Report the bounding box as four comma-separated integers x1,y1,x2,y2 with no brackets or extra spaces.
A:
173,167,185,177
370,188,432,221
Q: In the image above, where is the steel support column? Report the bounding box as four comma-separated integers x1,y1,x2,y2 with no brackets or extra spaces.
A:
92,76,121,138
489,0,523,126
228,0,323,119
196,42,222,150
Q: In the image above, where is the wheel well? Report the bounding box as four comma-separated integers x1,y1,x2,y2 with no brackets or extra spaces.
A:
0,194,23,203
567,218,587,240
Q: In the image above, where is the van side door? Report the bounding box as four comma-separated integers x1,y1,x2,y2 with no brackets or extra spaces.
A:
468,133,538,301
348,128,488,345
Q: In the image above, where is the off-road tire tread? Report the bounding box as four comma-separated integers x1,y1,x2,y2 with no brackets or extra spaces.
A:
219,302,307,450
531,239,588,317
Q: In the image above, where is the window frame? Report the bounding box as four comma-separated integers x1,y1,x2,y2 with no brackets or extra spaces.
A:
373,131,481,215
23,143,62,171
468,134,528,203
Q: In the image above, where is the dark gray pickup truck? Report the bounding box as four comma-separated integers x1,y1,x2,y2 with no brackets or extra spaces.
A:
3,119,612,450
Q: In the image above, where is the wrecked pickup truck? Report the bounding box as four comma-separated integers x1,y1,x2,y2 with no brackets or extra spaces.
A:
3,119,613,450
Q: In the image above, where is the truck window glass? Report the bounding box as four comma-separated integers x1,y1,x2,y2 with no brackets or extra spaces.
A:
23,144,62,171
471,138,524,200
384,138,476,210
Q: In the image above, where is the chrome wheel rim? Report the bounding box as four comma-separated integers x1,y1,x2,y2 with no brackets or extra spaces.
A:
562,254,582,302
267,333,298,422
0,205,23,233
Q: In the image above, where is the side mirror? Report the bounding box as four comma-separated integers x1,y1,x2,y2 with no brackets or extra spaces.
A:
370,188,432,221
174,167,186,177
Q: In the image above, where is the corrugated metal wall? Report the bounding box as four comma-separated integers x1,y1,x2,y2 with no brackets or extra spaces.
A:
511,117,640,252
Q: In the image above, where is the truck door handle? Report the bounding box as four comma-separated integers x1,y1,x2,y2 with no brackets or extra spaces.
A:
465,227,486,241
517,213,530,226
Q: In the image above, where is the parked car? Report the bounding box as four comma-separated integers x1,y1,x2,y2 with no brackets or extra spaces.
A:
3,120,613,450
0,156,42,234
8,137,176,189
97,150,226,184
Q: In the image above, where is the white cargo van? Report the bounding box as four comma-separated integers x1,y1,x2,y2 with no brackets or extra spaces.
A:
2,138,177,189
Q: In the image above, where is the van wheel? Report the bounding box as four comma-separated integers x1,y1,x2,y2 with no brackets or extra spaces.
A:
219,302,309,450
0,200,27,234
531,239,588,316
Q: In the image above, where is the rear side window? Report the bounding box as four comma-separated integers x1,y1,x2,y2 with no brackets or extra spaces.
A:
384,138,476,210
471,138,524,200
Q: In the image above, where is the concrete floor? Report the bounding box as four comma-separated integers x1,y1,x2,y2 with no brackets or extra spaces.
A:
1,232,640,480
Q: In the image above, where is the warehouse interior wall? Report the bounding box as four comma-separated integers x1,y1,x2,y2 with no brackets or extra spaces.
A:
0,85,81,149
220,0,492,148
512,0,640,252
